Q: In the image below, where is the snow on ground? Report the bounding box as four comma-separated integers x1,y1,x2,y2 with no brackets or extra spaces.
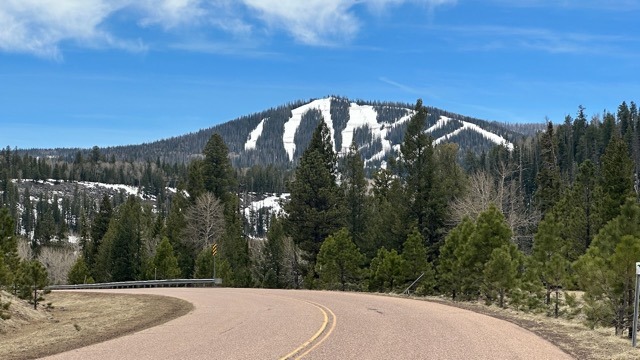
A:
425,116,453,133
77,181,140,197
283,98,334,161
243,193,290,220
365,112,414,165
430,116,514,150
341,103,378,154
244,118,267,151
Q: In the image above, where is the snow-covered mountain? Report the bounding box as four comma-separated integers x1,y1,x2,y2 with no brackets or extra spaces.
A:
24,96,540,168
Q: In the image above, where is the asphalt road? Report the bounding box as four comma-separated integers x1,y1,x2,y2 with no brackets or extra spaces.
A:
44,288,572,360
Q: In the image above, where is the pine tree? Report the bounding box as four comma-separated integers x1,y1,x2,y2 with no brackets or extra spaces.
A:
152,237,181,280
401,228,435,294
368,248,407,293
597,136,635,225
438,217,475,300
574,200,640,334
67,257,93,285
284,121,343,267
166,191,191,277
194,247,214,279
483,244,519,308
535,121,562,214
315,228,363,291
89,194,112,273
16,260,48,310
532,212,568,306
458,204,512,298
400,99,445,253
202,134,236,203
254,217,287,288
369,168,408,256
340,144,370,256
0,208,20,280
100,196,144,282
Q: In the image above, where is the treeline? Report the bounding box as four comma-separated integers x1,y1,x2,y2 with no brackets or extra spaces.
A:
1,98,639,338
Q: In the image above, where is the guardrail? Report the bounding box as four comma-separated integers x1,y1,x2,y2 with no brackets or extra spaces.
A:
47,278,222,291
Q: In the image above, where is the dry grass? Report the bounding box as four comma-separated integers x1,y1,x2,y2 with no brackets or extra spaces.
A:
0,291,193,360
411,295,640,360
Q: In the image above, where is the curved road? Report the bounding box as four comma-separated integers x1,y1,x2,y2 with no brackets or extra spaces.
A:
45,288,572,360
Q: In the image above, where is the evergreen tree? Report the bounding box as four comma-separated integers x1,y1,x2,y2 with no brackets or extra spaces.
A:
0,208,20,280
16,259,48,310
340,144,370,256
483,244,520,308
401,228,435,294
284,121,343,268
532,212,569,306
88,194,112,274
67,257,93,285
254,217,287,288
400,99,445,253
535,121,562,214
202,133,237,203
99,196,144,282
152,237,181,280
166,192,191,277
574,200,640,334
369,168,408,256
368,248,406,293
597,136,635,225
315,228,364,291
438,217,475,300
194,247,214,279
458,204,512,298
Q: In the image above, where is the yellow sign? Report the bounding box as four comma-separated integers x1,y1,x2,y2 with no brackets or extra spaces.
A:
212,243,218,257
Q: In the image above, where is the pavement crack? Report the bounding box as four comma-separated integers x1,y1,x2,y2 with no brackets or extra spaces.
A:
367,307,384,315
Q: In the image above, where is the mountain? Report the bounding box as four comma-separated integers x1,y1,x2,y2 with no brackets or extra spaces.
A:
21,97,544,169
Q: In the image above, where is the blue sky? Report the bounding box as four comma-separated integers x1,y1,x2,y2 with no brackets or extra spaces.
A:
1,0,639,149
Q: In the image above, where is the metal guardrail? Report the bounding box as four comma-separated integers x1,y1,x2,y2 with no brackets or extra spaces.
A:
47,278,222,291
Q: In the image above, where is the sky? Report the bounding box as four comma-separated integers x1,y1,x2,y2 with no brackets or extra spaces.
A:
1,0,639,149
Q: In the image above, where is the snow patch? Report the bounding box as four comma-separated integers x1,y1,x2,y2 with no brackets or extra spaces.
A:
243,193,290,220
430,116,514,150
244,118,267,151
365,112,414,165
283,98,334,161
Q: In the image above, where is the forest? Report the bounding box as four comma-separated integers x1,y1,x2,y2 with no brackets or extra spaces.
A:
1,98,640,335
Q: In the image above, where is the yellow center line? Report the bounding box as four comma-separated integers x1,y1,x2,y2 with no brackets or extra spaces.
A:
295,301,337,359
278,297,337,360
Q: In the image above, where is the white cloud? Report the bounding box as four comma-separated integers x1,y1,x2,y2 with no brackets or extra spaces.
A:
0,0,454,58
241,0,358,45
240,0,455,46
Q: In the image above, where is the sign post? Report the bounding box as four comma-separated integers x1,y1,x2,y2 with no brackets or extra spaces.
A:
633,262,640,347
212,243,218,285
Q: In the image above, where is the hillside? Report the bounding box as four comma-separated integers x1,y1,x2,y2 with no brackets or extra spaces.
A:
21,97,544,169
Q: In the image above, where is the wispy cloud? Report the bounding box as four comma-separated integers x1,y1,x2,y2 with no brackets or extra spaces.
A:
488,0,640,11
441,25,636,55
0,0,455,59
379,76,443,100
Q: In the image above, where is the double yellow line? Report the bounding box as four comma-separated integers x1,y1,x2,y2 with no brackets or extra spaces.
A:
280,299,337,360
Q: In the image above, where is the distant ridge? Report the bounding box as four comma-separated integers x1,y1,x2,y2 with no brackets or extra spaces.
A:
18,97,544,169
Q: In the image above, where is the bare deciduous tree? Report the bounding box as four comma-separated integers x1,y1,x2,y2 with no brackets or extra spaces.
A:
38,245,77,285
451,168,539,251
184,192,224,254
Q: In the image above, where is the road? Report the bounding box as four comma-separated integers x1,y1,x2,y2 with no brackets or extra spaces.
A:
44,288,572,360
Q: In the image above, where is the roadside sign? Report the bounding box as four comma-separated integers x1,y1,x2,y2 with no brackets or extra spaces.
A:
212,243,218,257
